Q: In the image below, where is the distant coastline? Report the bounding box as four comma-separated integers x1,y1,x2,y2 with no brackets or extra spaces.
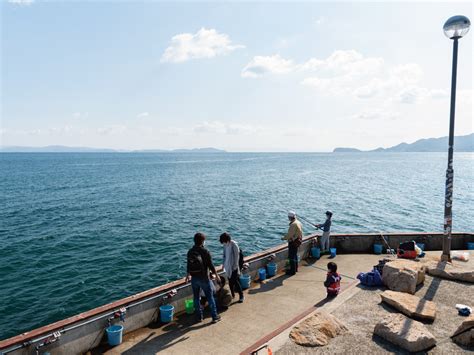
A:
333,133,474,153
0,146,227,153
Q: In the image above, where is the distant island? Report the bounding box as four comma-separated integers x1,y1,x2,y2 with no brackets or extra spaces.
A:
0,145,227,153
333,133,474,153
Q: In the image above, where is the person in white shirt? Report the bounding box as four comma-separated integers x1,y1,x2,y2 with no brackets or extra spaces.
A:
220,232,244,303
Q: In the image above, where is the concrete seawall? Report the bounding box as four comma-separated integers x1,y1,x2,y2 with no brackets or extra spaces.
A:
1,232,472,355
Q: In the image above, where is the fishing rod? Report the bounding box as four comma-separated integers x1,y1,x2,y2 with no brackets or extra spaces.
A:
279,207,320,230
298,214,319,229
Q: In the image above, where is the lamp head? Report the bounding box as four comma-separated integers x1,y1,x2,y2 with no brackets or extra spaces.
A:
443,15,471,39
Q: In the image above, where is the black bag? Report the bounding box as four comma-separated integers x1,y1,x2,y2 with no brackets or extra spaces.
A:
291,236,302,248
188,249,205,276
239,248,244,271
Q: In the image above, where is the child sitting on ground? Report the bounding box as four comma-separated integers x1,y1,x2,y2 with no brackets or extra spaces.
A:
324,262,341,297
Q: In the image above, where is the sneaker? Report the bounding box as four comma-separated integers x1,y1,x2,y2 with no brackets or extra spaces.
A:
196,315,203,323
238,296,244,303
211,315,221,324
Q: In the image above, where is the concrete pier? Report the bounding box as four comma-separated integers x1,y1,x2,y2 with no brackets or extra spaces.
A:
93,253,394,354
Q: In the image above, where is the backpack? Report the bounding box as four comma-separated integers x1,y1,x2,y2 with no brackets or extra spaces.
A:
239,248,244,271
188,248,206,276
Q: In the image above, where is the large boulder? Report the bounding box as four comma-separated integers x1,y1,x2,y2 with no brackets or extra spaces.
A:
289,311,348,347
451,315,474,347
374,313,436,352
423,260,474,283
382,259,425,294
380,290,436,321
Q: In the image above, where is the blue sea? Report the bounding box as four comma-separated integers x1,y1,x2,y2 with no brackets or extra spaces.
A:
0,152,473,340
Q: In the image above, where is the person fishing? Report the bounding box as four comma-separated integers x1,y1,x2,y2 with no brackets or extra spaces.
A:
219,232,244,303
316,211,333,253
281,211,303,275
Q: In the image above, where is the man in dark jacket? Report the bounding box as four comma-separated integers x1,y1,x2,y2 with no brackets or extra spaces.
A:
185,232,221,323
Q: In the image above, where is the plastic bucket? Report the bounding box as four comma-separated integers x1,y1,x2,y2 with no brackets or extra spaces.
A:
373,244,383,255
330,248,337,258
239,274,251,289
267,263,277,277
467,242,474,250
258,268,266,281
106,325,123,346
311,247,321,258
159,305,174,323
416,243,425,251
185,299,194,314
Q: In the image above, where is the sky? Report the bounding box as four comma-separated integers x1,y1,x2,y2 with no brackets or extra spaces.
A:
1,0,473,152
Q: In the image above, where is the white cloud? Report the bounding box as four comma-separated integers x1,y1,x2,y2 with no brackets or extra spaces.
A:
241,55,295,78
350,109,399,121
136,112,150,118
72,112,89,119
193,121,261,135
458,89,473,104
314,16,325,25
97,125,127,136
243,49,450,105
8,0,34,5
161,28,244,63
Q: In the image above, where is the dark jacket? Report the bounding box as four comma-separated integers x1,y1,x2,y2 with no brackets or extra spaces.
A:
319,219,332,232
187,245,215,280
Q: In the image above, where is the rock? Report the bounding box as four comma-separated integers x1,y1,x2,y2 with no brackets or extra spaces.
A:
452,315,474,347
382,259,425,294
289,311,348,346
374,313,436,352
423,260,474,283
380,290,436,321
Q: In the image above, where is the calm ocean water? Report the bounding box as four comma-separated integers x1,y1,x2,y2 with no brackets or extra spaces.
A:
0,152,473,339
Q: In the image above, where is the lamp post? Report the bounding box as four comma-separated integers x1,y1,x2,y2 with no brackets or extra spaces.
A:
441,15,470,262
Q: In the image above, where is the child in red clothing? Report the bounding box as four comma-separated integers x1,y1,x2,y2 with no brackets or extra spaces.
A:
324,262,341,297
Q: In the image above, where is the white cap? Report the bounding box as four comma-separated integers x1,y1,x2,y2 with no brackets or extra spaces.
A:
288,211,296,218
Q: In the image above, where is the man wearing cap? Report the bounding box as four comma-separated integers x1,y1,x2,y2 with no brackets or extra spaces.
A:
281,211,303,275
316,211,333,253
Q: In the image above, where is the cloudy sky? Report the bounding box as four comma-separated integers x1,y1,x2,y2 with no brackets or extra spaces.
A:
1,1,472,151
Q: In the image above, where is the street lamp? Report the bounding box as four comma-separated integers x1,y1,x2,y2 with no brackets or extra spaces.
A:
441,15,470,262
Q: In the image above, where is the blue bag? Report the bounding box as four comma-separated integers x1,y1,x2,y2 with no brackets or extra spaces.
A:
357,268,383,287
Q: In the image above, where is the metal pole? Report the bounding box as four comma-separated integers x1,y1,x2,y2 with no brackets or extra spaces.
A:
441,37,458,262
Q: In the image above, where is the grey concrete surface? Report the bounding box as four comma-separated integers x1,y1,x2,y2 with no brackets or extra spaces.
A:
94,253,389,355
276,251,474,355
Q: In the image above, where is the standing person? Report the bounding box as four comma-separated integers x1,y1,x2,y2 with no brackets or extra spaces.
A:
324,262,341,297
281,211,303,276
185,232,221,323
316,211,333,253
220,232,244,303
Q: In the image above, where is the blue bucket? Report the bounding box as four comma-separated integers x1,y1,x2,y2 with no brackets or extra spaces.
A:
330,248,337,258
267,263,277,277
311,247,321,258
467,242,474,250
258,268,266,281
159,305,174,323
416,243,425,251
373,244,383,255
106,325,123,346
239,274,251,289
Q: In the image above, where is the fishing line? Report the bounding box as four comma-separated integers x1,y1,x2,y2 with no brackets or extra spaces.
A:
308,264,356,280
278,206,319,230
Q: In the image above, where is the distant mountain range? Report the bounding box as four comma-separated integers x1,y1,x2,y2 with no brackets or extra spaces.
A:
0,145,227,153
333,133,474,153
